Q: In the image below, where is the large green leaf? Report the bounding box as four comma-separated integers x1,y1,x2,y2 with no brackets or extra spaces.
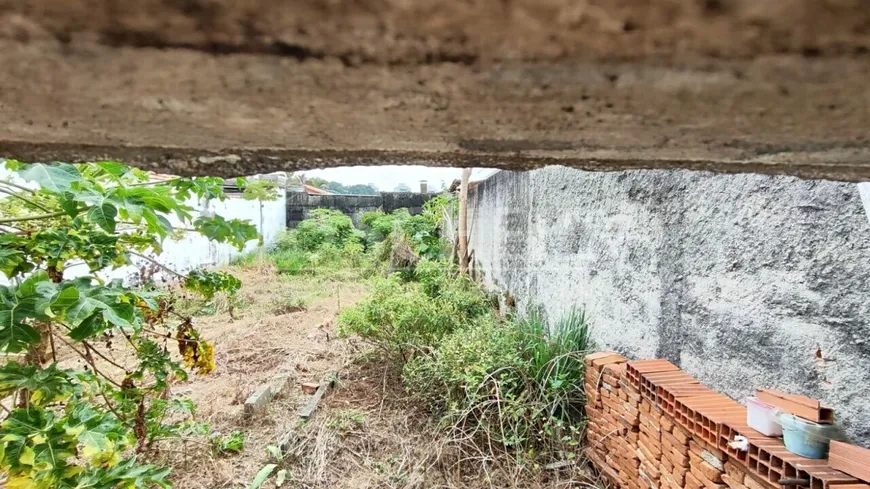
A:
194,215,260,250
87,202,118,233
34,286,80,319
18,163,81,193
0,363,80,405
0,248,32,278
142,209,174,239
94,161,128,179
0,285,44,353
249,464,277,489
65,284,135,335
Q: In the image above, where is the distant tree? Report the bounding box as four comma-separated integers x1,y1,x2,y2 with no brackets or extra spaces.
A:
394,183,412,192
346,183,379,195
305,176,330,189
321,181,348,194
301,176,379,195
440,180,447,191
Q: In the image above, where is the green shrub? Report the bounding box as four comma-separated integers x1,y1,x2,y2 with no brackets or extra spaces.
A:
360,209,398,243
514,308,593,436
338,277,459,360
403,316,521,414
272,229,299,252
338,262,492,359
295,209,360,251
361,200,454,260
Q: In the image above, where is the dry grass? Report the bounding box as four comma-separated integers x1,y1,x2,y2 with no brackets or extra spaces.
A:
249,353,606,489
91,259,608,489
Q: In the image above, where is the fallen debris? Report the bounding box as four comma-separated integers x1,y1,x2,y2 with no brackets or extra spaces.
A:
301,382,319,395
299,372,338,420
244,384,273,419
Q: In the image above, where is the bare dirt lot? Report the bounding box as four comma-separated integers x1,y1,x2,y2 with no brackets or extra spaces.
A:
136,261,596,488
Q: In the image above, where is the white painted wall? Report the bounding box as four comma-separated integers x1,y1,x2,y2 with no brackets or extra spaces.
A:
0,166,286,285
93,191,287,285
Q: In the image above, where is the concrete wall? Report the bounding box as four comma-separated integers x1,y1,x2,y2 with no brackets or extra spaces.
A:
468,167,870,446
286,191,434,227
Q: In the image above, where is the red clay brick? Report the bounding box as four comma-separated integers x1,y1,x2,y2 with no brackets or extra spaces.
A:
588,352,628,368
755,388,833,424
661,471,681,489
744,474,775,489
660,415,674,433
689,452,724,483
638,444,660,464
664,446,690,468
830,441,870,483
686,471,704,489
673,425,691,444
724,461,747,480
722,474,749,489
662,432,688,454
690,466,727,489
643,463,662,481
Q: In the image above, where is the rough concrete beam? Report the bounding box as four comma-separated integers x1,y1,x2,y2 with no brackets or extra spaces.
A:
1,40,869,181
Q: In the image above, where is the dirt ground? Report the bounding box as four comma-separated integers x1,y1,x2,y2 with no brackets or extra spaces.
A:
158,262,369,488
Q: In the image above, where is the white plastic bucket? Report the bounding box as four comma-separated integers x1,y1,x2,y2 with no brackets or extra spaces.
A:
747,396,783,436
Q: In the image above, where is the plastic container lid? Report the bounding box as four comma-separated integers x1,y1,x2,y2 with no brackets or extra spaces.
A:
780,413,844,441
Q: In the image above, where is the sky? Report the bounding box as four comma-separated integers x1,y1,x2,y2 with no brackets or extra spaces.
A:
302,166,499,192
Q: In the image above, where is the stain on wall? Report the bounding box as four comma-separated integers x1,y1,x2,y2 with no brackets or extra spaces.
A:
469,167,870,446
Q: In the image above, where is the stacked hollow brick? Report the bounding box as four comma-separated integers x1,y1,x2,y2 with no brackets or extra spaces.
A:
584,353,870,489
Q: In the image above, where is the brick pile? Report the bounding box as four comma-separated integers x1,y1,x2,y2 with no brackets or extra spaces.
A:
583,353,870,489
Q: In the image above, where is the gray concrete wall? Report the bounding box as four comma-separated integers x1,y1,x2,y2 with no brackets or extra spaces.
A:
286,191,434,227
468,167,870,446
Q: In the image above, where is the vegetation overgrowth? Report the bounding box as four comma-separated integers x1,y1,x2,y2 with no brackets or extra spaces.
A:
269,199,599,466
0,159,275,488
252,194,594,465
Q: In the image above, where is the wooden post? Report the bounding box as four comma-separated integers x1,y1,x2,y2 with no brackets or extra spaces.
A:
458,168,472,274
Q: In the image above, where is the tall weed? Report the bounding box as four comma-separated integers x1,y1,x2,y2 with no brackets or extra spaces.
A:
402,306,594,460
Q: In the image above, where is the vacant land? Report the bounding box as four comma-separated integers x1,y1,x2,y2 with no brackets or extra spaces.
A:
140,257,595,489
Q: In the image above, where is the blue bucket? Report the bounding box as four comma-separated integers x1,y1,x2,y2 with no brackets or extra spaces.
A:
780,413,839,459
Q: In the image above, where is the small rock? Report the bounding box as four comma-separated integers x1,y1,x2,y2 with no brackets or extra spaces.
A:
301,382,320,395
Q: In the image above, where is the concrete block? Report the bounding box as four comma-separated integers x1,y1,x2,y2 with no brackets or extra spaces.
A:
244,384,272,418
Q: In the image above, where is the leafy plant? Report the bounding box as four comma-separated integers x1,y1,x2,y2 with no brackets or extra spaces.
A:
327,410,366,434
248,464,278,489
338,261,490,361
0,160,261,488
361,195,455,261
295,209,360,252
272,249,312,276
240,179,280,202
211,430,246,455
